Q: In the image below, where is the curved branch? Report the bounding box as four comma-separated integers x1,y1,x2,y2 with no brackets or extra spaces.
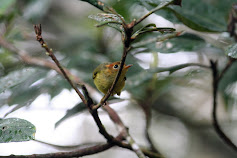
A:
93,24,133,110
33,24,87,105
103,104,147,158
210,60,237,152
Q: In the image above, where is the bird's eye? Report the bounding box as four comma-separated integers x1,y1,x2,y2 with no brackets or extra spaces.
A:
113,64,119,69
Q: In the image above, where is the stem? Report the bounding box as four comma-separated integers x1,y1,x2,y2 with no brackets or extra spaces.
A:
33,24,87,105
210,60,237,152
218,58,236,82
134,1,174,26
103,104,147,158
93,25,133,110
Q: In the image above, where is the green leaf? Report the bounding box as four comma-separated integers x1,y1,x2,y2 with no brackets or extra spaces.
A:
0,68,37,94
89,13,123,31
225,43,237,59
132,32,180,50
0,0,16,16
156,33,206,53
127,70,173,102
6,87,40,117
140,0,233,32
55,102,86,128
132,33,207,53
4,69,47,115
0,118,36,143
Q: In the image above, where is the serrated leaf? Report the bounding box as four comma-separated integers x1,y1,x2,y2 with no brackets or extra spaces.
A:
0,118,36,143
55,103,86,128
225,43,237,59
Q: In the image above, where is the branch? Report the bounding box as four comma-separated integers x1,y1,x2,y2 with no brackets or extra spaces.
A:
0,138,119,158
95,21,123,27
33,24,122,146
149,63,210,74
0,33,97,102
134,0,174,26
33,24,87,105
103,104,147,158
218,58,236,82
210,60,237,152
131,32,182,49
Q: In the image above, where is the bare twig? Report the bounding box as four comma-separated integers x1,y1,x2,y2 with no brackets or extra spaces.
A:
210,60,237,152
33,24,87,105
131,32,182,49
0,33,97,101
103,104,147,158
0,135,123,158
149,63,210,74
93,23,133,110
134,1,174,26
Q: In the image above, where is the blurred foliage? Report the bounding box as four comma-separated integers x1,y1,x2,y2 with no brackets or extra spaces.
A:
0,0,237,156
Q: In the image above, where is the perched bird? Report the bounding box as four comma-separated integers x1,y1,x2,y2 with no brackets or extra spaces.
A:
93,61,132,96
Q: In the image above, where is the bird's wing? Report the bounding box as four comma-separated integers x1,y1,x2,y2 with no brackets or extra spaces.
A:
92,71,97,79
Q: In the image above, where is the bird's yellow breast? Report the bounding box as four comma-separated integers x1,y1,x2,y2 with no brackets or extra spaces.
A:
93,67,127,96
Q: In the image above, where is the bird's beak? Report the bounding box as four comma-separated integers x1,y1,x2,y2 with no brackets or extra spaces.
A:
124,64,133,69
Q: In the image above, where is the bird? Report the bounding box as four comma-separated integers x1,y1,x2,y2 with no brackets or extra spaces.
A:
93,61,132,96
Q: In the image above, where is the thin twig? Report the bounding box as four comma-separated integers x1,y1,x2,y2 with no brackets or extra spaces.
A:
0,135,123,158
33,24,123,147
134,1,174,26
218,58,236,82
103,104,147,158
210,60,237,152
149,63,210,74
33,24,87,105
0,33,97,100
93,26,133,110
131,32,182,49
